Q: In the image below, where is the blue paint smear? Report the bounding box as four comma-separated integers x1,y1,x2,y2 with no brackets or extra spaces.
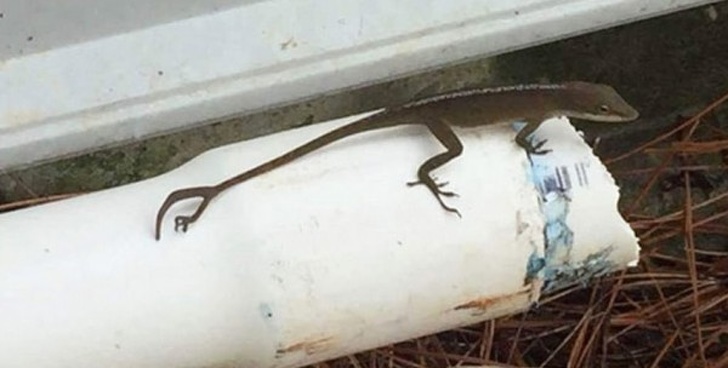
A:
526,252,546,282
524,153,576,288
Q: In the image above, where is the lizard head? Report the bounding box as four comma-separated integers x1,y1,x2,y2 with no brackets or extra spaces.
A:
560,82,639,123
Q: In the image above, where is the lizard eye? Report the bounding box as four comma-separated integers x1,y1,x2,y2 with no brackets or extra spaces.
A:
599,104,611,114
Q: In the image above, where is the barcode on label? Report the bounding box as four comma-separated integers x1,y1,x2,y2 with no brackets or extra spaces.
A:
540,162,591,194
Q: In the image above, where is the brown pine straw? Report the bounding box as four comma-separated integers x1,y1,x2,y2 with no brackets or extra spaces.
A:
312,91,728,367
0,193,81,212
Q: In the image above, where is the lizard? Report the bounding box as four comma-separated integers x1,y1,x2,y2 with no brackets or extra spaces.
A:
154,81,639,240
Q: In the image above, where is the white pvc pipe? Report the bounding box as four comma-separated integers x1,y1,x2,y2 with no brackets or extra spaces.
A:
0,114,639,367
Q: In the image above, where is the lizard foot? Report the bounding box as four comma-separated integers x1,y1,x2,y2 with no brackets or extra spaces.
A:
407,177,459,197
526,139,552,155
174,215,194,233
406,177,461,217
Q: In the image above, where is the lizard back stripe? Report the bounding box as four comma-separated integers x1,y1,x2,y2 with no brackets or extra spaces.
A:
404,83,566,108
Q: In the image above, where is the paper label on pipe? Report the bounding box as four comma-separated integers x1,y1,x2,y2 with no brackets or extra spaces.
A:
516,118,640,293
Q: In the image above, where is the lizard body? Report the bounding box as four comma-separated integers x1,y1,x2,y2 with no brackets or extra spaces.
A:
154,81,638,240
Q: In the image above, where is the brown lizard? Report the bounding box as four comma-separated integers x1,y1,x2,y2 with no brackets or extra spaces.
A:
154,81,638,240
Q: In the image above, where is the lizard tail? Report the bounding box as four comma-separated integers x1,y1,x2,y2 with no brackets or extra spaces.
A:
214,110,410,192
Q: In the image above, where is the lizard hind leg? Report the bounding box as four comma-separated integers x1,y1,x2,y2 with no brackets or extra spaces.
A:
154,186,220,240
